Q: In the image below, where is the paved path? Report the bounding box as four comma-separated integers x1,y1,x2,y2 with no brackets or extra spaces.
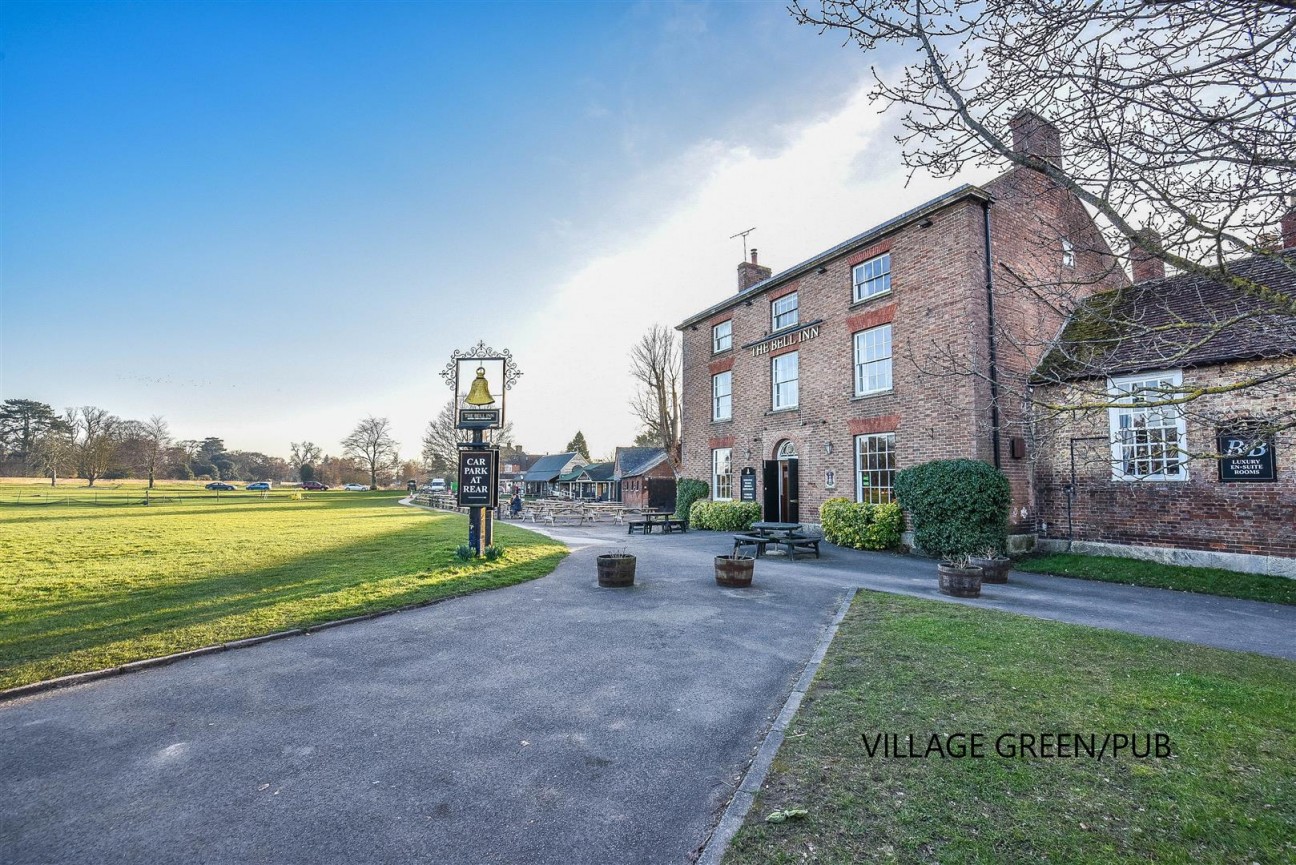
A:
3,522,1293,865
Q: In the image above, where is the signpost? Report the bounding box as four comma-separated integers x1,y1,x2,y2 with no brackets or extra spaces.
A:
440,342,522,555
739,467,757,502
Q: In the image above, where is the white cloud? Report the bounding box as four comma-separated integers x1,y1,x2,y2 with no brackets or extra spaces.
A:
498,78,969,458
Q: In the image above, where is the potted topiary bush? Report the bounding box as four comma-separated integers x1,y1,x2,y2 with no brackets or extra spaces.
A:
937,554,983,598
714,552,755,587
968,546,1011,584
596,550,636,587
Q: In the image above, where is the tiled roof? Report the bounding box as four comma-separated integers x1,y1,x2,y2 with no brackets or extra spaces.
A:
1036,251,1296,382
614,447,670,479
522,452,581,483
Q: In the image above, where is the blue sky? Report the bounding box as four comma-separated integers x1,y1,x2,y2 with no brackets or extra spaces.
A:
2,1,974,462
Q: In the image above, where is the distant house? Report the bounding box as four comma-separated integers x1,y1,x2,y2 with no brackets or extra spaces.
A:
499,453,541,494
522,452,587,498
556,462,617,500
614,446,677,510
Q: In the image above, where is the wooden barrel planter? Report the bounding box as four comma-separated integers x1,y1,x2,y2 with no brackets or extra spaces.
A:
937,564,983,598
597,553,636,588
714,555,755,587
968,555,1011,584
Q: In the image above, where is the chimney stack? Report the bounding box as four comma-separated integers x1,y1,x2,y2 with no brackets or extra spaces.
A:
1008,110,1062,168
1130,228,1166,283
1281,195,1296,249
737,247,772,292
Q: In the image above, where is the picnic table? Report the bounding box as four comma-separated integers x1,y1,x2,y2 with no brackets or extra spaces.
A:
733,521,821,559
626,509,687,535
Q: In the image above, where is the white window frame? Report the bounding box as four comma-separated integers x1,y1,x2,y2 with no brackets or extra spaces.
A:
852,253,892,302
1061,239,1076,268
1108,370,1188,481
771,293,799,331
712,370,732,422
712,447,733,501
855,433,896,504
712,320,732,353
771,351,799,410
853,324,893,396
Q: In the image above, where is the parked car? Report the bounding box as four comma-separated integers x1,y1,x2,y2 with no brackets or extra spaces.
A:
428,478,448,493
205,482,235,491
301,481,329,490
246,482,271,491
342,483,368,491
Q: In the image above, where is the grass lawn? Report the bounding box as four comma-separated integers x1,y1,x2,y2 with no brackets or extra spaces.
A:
1016,552,1296,606
724,591,1296,865
0,490,566,690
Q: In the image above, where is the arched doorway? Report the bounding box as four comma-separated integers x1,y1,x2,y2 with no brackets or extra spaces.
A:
762,440,799,523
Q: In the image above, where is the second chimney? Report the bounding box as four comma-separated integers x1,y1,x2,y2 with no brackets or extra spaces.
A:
1008,110,1063,168
1130,229,1166,283
737,248,772,292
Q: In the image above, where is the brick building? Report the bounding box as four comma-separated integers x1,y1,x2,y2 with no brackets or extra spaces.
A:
677,112,1124,539
1032,248,1296,576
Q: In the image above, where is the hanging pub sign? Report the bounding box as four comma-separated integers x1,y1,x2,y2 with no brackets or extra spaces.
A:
440,342,522,430
458,449,500,508
739,467,757,502
1217,426,1277,482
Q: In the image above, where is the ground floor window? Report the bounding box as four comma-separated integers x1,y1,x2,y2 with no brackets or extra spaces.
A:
855,433,896,504
712,447,733,500
1108,371,1187,480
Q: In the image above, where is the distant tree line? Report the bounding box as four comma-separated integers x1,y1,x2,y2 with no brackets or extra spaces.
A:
0,398,392,488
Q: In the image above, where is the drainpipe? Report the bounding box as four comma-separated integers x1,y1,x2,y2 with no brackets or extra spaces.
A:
981,201,1002,469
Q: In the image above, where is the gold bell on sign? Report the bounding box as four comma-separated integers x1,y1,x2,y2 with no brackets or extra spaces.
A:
465,367,495,406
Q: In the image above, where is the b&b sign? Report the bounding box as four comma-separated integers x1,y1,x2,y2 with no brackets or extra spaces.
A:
458,449,499,507
1217,429,1277,483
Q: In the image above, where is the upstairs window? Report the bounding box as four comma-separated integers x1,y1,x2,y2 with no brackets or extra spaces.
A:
852,253,892,302
1062,239,1076,268
772,352,799,410
712,371,732,421
853,324,893,395
1108,371,1187,480
712,320,732,353
771,293,799,331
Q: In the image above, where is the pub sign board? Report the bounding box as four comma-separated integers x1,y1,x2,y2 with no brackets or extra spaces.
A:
454,357,507,430
458,449,500,507
739,467,757,502
1217,429,1277,482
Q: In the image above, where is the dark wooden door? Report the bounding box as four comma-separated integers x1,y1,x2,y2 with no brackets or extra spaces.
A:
784,459,799,523
762,461,779,521
647,478,676,511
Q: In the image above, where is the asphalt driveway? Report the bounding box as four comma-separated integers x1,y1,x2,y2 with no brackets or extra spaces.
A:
3,521,1293,865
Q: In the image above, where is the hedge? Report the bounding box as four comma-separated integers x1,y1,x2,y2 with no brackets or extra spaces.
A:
674,478,710,521
818,497,904,550
893,458,1010,558
689,500,762,531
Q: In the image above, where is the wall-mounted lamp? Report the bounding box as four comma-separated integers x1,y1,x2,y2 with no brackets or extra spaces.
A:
825,441,833,455
745,447,752,460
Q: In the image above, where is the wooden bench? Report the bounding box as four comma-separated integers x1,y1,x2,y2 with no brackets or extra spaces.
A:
627,520,650,535
777,536,821,560
662,519,688,533
732,534,770,557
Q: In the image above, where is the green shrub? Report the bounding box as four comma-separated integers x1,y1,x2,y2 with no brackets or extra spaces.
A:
689,499,761,531
484,545,505,561
674,478,709,521
893,459,1010,558
454,544,475,561
818,497,904,550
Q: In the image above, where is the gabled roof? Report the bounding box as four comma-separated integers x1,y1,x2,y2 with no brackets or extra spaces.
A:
614,446,671,480
584,462,616,482
522,452,584,483
1036,251,1296,382
677,184,992,329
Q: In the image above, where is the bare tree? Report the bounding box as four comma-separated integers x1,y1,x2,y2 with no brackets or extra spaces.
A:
30,418,75,486
421,401,516,476
289,441,323,481
342,416,400,490
130,416,171,489
629,324,682,468
66,406,122,487
792,0,1296,466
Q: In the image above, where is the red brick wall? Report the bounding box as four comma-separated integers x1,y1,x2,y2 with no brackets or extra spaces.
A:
620,459,678,510
1033,360,1296,557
